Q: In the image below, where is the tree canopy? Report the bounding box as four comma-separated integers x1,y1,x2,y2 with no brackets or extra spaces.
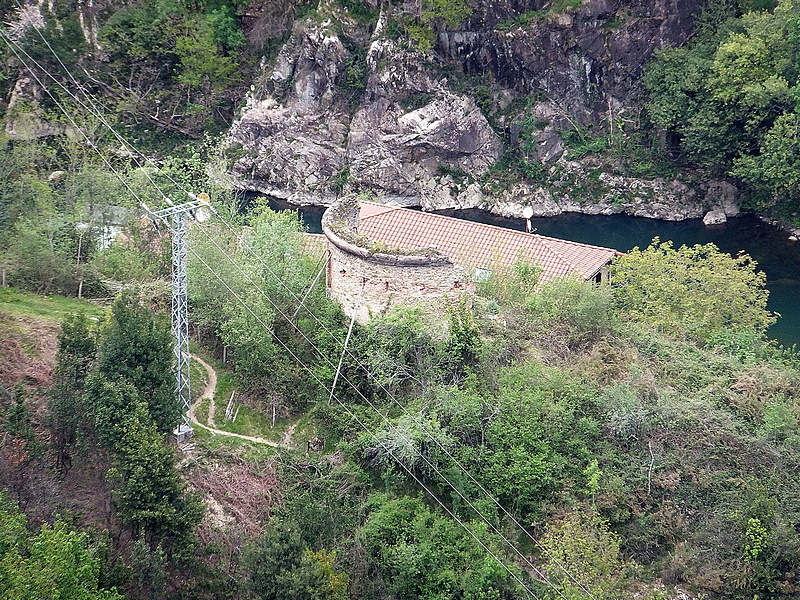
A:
645,0,800,214
0,492,123,600
611,238,776,342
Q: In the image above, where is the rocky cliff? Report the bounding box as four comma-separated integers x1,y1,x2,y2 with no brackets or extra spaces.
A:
227,0,737,222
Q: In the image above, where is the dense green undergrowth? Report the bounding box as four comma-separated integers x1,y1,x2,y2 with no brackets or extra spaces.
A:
6,202,798,599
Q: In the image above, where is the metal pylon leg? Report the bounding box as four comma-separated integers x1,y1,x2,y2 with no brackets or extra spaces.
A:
171,212,193,441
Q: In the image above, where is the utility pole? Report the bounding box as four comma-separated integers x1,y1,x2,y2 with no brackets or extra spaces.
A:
144,194,212,443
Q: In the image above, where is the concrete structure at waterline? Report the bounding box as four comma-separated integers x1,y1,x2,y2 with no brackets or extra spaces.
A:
321,196,619,324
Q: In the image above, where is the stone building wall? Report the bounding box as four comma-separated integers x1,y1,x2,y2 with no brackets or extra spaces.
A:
322,197,471,324
326,241,471,324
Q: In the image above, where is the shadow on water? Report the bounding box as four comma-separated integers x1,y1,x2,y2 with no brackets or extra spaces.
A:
257,194,800,347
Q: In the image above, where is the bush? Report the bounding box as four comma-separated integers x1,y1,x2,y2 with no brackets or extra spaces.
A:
525,277,613,348
611,239,775,343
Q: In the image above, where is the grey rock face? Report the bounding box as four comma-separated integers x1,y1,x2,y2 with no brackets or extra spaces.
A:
5,76,63,139
227,19,351,204
704,181,740,217
440,0,702,125
229,13,503,205
703,209,727,225
349,91,502,200
226,0,727,221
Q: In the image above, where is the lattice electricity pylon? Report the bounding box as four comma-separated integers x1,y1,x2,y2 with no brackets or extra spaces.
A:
144,194,212,442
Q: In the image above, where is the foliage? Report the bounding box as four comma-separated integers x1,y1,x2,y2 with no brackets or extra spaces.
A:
6,386,34,443
43,295,202,549
3,215,106,296
0,132,159,294
108,403,202,545
441,298,482,382
363,411,455,477
189,205,344,411
645,0,800,213
358,494,517,599
525,277,613,347
49,312,97,470
245,516,349,600
95,291,178,433
397,0,472,52
0,492,123,599
345,306,441,397
474,260,542,308
84,372,144,448
611,238,775,342
130,539,167,600
464,364,600,515
561,126,609,158
540,508,628,600
731,111,800,206
97,0,245,137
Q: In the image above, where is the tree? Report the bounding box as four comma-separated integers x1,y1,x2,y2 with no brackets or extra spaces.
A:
49,312,97,471
645,0,800,212
84,372,143,449
95,292,178,433
358,495,514,600
97,0,244,136
108,403,202,545
245,516,349,600
188,206,340,410
245,516,304,599
611,238,776,343
710,0,797,113
289,550,349,600
0,491,123,600
540,508,628,600
645,42,742,170
731,111,800,206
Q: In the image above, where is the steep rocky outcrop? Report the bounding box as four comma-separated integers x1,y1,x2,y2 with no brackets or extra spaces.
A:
228,3,504,207
227,0,735,221
347,32,503,205
443,0,702,124
227,17,352,204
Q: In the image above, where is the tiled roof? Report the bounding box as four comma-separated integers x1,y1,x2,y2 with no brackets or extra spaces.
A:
357,201,617,283
302,233,327,255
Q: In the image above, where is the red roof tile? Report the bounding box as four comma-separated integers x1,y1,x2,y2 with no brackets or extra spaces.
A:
357,201,617,283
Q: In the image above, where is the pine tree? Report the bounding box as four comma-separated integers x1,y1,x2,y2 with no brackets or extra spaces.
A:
96,292,178,433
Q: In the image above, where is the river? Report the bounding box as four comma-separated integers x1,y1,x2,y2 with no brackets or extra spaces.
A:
267,199,800,347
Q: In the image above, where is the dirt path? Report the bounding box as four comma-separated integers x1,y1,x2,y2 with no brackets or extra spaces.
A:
280,421,298,447
190,355,289,448
191,355,216,422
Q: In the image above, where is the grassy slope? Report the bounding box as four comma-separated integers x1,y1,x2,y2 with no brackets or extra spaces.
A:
0,288,107,322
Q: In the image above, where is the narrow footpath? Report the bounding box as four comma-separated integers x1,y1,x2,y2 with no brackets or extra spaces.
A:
190,355,289,448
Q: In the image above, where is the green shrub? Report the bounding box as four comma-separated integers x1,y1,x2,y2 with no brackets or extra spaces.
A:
611,239,775,343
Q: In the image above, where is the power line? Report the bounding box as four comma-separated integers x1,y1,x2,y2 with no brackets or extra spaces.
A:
187,221,570,599
186,244,544,600
0,31,548,598
194,216,600,599
2,25,596,599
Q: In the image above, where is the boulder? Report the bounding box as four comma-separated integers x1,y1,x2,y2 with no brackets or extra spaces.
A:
704,180,739,217
703,209,727,225
348,92,502,200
